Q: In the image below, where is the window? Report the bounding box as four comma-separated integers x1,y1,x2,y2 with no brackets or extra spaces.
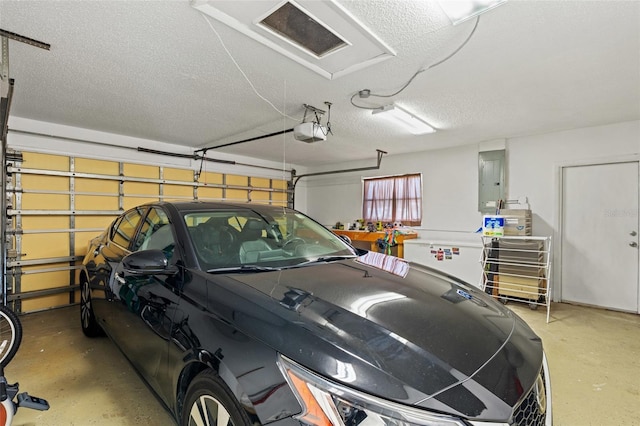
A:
111,208,145,249
362,174,422,226
133,207,174,256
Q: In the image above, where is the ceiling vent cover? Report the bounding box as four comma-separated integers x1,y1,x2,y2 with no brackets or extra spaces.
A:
191,0,396,79
259,2,347,58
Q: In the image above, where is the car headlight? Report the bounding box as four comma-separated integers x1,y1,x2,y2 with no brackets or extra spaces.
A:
277,354,467,426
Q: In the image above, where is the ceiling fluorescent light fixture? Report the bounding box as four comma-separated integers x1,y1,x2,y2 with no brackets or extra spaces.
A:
438,0,508,25
372,105,435,135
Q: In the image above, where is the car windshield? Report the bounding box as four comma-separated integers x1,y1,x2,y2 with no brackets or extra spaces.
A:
183,206,356,271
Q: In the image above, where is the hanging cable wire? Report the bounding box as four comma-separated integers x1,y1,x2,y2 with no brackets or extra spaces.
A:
324,102,333,135
200,14,302,122
351,16,481,110
314,102,333,137
195,150,207,182
281,82,289,210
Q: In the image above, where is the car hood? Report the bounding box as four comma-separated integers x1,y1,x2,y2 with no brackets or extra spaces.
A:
223,256,542,420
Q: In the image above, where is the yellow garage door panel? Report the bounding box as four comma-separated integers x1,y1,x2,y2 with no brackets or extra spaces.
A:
22,174,69,191
75,177,119,193
22,152,69,171
272,192,287,203
123,197,156,210
226,189,248,201
252,191,270,202
164,184,193,198
23,294,75,312
22,268,69,291
123,182,159,196
76,195,119,211
199,187,223,200
251,177,271,189
75,215,117,230
164,167,194,182
199,171,223,185
22,193,69,210
75,231,106,256
227,174,248,186
22,216,68,231
75,158,119,175
124,163,158,179
22,233,69,259
272,179,288,190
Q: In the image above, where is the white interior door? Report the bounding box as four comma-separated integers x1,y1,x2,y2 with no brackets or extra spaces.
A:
561,161,639,313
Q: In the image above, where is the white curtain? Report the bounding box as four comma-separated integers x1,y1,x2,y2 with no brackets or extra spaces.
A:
362,174,421,226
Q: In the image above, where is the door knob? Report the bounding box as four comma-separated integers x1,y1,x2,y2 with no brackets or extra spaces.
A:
630,242,638,248
631,231,638,236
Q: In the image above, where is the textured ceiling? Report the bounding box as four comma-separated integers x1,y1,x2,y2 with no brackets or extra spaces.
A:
1,0,639,167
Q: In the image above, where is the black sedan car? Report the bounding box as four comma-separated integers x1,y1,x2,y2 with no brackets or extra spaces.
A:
80,201,551,426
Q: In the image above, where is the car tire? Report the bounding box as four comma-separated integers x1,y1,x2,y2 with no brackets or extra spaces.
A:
182,370,251,426
80,278,103,337
0,305,23,368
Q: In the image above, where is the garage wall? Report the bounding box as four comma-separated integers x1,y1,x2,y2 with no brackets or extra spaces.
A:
305,143,482,231
507,120,639,300
305,120,640,295
5,117,307,313
306,120,640,230
507,120,640,237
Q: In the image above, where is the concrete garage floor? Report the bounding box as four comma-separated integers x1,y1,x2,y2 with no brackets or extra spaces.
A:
5,302,640,426
7,306,174,426
507,303,640,426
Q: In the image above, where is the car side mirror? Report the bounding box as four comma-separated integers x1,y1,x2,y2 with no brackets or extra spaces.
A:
122,249,179,276
336,234,367,255
337,234,352,245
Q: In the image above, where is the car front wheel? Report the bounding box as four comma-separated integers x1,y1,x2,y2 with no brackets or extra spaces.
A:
80,278,103,337
182,370,251,426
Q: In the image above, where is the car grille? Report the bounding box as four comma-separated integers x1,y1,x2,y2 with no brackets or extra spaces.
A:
511,369,547,426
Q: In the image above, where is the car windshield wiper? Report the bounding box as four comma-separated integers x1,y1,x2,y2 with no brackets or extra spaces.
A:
206,265,280,273
295,255,356,267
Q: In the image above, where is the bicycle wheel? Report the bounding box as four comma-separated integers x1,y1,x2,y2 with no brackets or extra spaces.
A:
0,305,22,368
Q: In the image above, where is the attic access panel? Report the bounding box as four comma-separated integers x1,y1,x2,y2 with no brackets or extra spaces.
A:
259,1,347,57
191,0,396,79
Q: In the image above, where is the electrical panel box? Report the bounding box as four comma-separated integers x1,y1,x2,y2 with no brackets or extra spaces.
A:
478,150,505,213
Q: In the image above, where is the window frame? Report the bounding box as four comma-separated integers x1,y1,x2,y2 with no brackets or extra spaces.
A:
132,206,174,253
110,207,146,250
362,173,423,226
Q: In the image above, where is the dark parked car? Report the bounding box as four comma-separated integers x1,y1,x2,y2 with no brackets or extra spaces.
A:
80,201,551,426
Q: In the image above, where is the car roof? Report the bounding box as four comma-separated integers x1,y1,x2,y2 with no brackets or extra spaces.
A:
151,200,290,214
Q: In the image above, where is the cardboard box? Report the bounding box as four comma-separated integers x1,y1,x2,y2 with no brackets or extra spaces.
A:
499,209,532,236
498,274,545,299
